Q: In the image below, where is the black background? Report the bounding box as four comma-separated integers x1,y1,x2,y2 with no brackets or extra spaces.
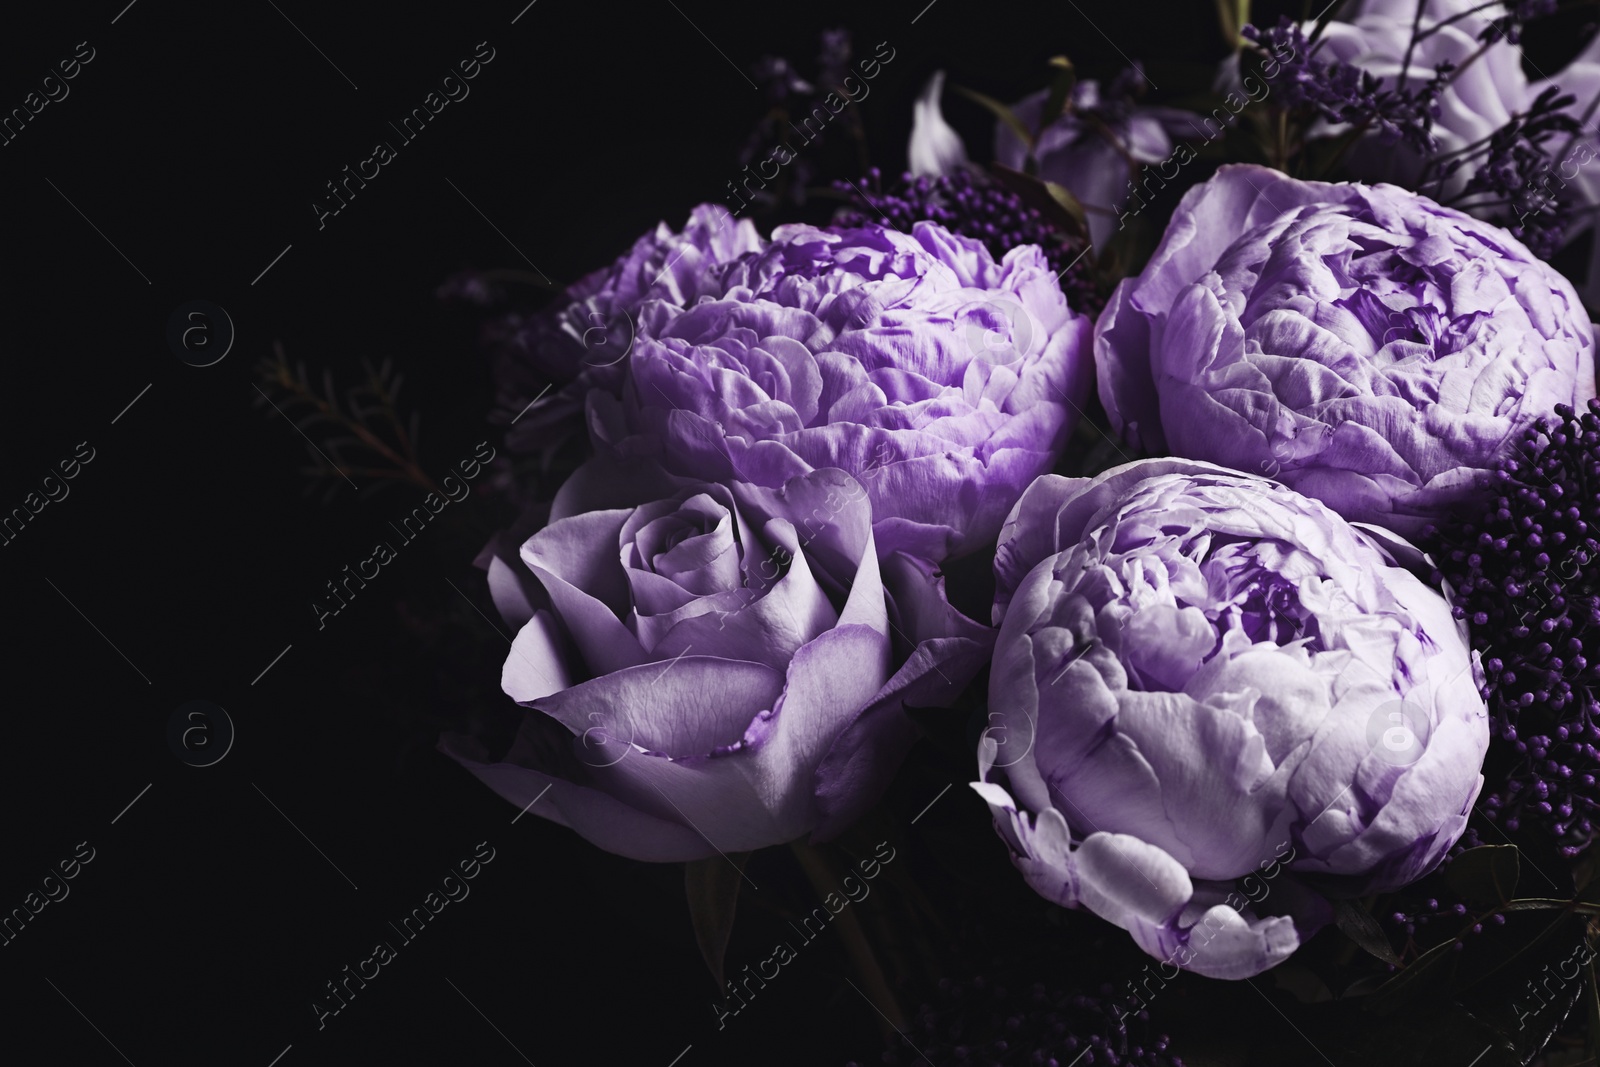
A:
2,2,1590,1065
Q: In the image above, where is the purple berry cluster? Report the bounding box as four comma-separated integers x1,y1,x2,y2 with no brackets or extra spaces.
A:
845,977,1181,1067
1427,400,1600,856
1383,896,1506,958
1377,832,1503,964
1446,85,1581,260
832,168,1103,315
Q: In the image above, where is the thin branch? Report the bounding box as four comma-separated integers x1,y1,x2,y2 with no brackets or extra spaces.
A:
259,342,446,497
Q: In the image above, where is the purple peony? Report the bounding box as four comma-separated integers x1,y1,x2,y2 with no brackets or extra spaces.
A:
572,219,1094,562
975,459,1488,979
491,204,763,461
446,466,993,861
1095,164,1595,535
832,167,1103,316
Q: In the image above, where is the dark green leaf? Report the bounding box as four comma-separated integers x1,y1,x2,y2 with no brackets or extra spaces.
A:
952,85,1034,155
1041,181,1089,238
1335,899,1401,966
1574,855,1600,909
1308,0,1344,39
1036,56,1076,138
1268,962,1333,1003
1454,913,1591,1062
1445,846,1520,908
988,163,1091,243
1500,897,1577,912
684,852,750,995
1215,0,1249,46
1573,849,1598,895
1359,912,1590,1064
1367,931,1462,1015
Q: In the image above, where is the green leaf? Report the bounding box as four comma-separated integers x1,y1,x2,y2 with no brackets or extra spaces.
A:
1041,181,1090,238
1574,853,1600,907
1574,849,1599,895
1036,57,1077,139
952,85,1035,156
684,852,750,995
988,163,1091,243
1500,897,1578,912
1335,899,1402,966
1445,845,1520,908
1367,906,1590,1062
1367,934,1466,1015
1324,908,1587,1067
1215,0,1250,46
1453,913,1592,1062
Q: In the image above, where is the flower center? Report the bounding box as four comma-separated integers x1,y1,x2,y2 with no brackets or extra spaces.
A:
1200,543,1323,654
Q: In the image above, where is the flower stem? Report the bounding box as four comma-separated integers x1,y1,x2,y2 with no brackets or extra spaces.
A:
789,839,905,1036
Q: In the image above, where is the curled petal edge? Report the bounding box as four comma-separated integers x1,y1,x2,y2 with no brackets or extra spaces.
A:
973,736,1305,979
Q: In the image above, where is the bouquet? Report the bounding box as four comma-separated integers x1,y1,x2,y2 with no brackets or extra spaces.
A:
417,5,1600,1063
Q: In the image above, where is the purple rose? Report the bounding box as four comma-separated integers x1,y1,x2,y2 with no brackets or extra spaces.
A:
976,459,1488,978
491,204,763,461
571,219,1094,562
1095,164,1595,535
446,467,993,860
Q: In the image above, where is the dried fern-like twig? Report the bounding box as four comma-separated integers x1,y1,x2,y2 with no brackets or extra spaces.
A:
255,341,446,500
